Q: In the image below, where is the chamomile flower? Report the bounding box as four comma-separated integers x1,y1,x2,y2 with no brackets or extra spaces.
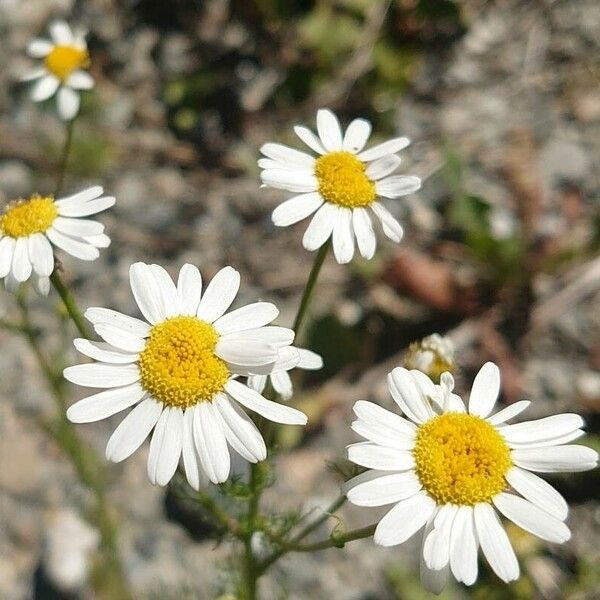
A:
259,109,421,264
345,362,598,594
248,347,323,400
404,333,455,383
0,187,113,295
23,20,93,121
64,262,308,488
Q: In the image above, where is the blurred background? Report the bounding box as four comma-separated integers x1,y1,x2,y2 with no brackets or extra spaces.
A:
1,0,599,598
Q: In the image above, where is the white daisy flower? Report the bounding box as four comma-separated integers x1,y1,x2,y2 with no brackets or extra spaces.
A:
64,262,308,488
23,20,94,121
259,108,421,264
0,187,114,295
345,362,598,594
248,346,323,400
404,333,455,383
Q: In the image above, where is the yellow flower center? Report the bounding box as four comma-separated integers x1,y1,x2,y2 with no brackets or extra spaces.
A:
315,151,376,208
138,316,229,409
413,413,511,505
0,195,58,238
44,45,90,81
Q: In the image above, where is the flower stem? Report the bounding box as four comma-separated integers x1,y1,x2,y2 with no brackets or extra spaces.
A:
55,118,75,197
50,269,92,339
292,240,331,342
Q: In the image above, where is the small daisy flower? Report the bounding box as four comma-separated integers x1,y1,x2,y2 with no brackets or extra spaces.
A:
404,333,455,383
248,346,323,400
345,362,598,594
0,187,114,295
23,20,94,121
259,109,421,264
64,262,308,488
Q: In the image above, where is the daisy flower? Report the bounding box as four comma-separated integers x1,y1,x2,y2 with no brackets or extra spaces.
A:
259,109,421,264
345,362,598,594
64,262,308,488
23,20,93,121
248,346,323,400
0,187,114,295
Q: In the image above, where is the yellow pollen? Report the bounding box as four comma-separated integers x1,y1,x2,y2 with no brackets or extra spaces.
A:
138,316,229,409
315,151,376,208
413,413,511,505
0,195,58,238
44,46,90,81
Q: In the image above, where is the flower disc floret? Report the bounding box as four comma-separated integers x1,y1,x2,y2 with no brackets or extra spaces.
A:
413,413,511,505
0,195,58,238
44,46,90,81
315,151,376,208
138,316,229,409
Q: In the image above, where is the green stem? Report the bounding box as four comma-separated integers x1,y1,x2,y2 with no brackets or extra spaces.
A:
290,494,347,544
291,240,331,342
50,270,92,339
55,118,75,197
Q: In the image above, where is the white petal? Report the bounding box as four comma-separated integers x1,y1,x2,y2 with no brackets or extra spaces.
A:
297,348,323,369
225,379,307,425
182,407,205,491
57,197,115,218
82,233,110,248
27,39,53,57
302,202,337,251
375,175,421,199
511,445,598,473
247,374,267,395
49,20,74,45
214,302,278,335
351,420,414,451
316,109,343,151
66,70,94,90
269,345,300,370
347,442,414,471
73,338,138,364
63,363,140,388
148,407,183,486
271,371,293,400
366,155,401,180
46,228,99,261
420,516,449,595
12,237,33,282
224,326,294,349
374,491,436,546
21,67,47,82
194,402,231,483
505,467,568,521
473,503,519,583
66,383,146,423
105,398,162,462
35,275,50,296
85,307,150,337
260,143,315,168
196,266,240,323
501,414,584,445
388,367,434,424
148,264,180,318
261,168,318,193
215,339,278,366
346,471,421,507
31,74,59,102
487,400,531,425
469,362,501,418
423,504,458,570
28,233,54,276
332,207,354,264
294,125,326,154
449,506,478,585
55,186,104,208
272,192,324,227
493,493,570,543
53,216,104,238
358,137,410,162
0,237,16,277
215,394,266,462
177,264,202,315
129,262,165,324
94,323,146,353
342,119,371,153
371,202,404,243
57,87,80,121
352,400,416,437
507,429,585,449
352,207,376,260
